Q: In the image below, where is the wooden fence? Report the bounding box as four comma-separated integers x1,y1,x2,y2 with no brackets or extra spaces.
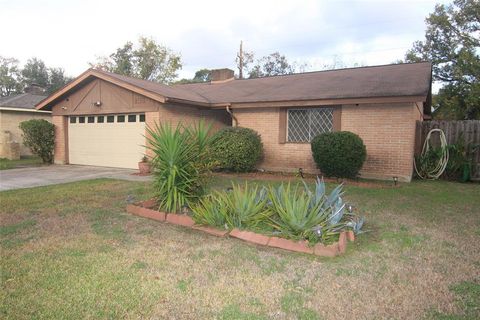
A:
415,120,480,181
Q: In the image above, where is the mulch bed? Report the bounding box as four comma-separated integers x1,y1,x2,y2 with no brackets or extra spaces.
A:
126,199,354,257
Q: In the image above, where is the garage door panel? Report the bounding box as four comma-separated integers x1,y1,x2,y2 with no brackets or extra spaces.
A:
69,114,145,169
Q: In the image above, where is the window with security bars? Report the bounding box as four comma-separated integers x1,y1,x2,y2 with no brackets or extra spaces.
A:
287,108,333,142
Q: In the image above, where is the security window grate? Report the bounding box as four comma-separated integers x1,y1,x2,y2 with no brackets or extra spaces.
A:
287,108,333,142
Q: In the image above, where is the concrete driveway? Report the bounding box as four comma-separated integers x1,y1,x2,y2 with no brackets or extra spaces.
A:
0,165,151,191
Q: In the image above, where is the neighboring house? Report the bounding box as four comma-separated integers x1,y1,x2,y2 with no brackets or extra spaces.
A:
36,62,432,181
0,85,50,158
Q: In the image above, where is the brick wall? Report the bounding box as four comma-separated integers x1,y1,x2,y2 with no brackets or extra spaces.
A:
235,102,421,181
144,106,230,158
158,104,230,130
52,115,67,164
342,103,419,181
0,110,51,156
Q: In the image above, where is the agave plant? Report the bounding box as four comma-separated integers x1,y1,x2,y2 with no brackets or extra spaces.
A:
268,178,359,244
145,121,214,213
191,192,229,228
224,182,271,229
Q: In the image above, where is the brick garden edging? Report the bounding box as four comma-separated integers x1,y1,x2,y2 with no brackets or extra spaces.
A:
126,200,354,257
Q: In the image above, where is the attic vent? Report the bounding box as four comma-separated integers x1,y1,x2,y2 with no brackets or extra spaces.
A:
134,95,146,104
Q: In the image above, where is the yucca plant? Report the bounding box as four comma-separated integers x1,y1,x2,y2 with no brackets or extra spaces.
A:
145,121,214,213
224,182,271,229
191,192,229,228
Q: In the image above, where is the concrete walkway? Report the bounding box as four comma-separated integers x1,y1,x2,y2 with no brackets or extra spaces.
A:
0,165,152,191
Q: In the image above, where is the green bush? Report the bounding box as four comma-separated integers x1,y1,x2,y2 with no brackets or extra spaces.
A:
212,127,263,172
145,121,214,213
311,131,366,178
19,119,55,163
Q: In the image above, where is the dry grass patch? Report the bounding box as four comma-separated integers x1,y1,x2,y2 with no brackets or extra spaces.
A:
1,178,479,319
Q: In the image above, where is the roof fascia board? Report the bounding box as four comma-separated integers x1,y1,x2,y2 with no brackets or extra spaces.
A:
0,106,52,113
224,95,427,109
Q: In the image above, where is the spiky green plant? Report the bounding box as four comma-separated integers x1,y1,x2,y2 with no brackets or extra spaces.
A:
145,121,214,213
224,182,271,229
267,178,351,244
191,192,229,228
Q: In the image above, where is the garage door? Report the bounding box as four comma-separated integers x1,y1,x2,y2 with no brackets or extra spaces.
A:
68,114,146,169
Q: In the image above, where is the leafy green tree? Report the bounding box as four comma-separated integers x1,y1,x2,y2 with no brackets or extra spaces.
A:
0,56,23,97
175,69,212,84
248,52,301,78
405,0,480,119
47,67,72,94
91,36,182,84
21,57,49,88
192,69,211,82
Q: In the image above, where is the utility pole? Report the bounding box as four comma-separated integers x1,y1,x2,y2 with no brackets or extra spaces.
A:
238,40,244,79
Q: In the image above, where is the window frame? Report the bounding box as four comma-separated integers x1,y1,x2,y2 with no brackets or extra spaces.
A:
286,107,335,143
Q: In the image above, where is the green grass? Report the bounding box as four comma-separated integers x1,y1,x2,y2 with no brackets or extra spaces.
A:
0,156,43,170
0,177,479,319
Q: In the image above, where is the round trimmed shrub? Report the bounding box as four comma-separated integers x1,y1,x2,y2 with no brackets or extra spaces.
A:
311,131,366,178
212,127,263,172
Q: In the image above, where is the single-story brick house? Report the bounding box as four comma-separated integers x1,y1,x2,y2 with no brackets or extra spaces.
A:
1,85,50,159
36,62,432,181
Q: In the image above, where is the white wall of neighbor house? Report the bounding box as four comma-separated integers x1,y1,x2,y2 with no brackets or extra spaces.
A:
0,110,51,157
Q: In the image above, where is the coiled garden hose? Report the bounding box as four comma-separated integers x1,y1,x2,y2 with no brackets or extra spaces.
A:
414,128,449,180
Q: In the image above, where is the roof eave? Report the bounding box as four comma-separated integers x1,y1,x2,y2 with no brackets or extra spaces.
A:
0,106,51,113
222,95,428,109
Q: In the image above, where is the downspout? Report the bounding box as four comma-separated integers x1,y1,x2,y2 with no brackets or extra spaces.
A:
226,105,237,127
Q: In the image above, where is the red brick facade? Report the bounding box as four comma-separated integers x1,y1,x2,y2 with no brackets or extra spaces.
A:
235,102,423,182
52,115,67,164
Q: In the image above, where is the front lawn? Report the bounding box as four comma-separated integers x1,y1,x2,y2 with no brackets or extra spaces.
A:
0,178,478,319
0,156,43,170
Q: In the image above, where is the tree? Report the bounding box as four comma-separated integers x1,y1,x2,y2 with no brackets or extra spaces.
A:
405,0,480,119
21,57,49,88
192,69,211,82
175,69,212,84
0,56,23,97
91,36,182,84
47,67,72,94
248,52,301,78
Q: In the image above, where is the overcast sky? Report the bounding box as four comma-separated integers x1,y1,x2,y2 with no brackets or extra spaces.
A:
1,0,449,79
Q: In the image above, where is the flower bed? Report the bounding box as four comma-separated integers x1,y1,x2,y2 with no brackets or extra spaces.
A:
126,199,354,257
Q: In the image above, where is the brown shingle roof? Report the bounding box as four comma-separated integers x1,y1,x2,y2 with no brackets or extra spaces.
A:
36,62,432,110
94,69,211,103
0,93,47,109
175,62,432,104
